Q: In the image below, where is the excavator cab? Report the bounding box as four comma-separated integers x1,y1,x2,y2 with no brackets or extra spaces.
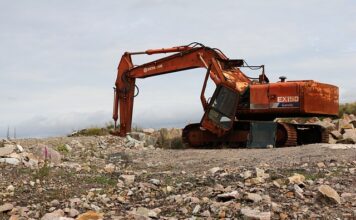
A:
201,85,239,137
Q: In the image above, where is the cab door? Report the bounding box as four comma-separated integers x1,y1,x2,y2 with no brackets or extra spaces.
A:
201,85,239,137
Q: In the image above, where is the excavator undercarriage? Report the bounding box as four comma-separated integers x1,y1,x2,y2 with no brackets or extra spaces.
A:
182,121,329,148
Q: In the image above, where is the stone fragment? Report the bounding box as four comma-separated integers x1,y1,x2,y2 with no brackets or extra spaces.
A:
240,208,271,220
192,204,201,214
135,207,158,218
241,170,252,179
288,173,305,185
50,200,60,207
143,128,155,134
330,130,342,139
342,129,356,142
7,185,15,192
120,174,135,185
32,144,61,164
247,177,265,185
294,184,304,199
256,168,269,179
317,162,326,168
217,191,239,201
40,209,64,220
0,203,14,213
67,208,79,217
16,144,24,152
209,167,221,174
149,178,160,186
201,210,211,217
104,163,116,173
318,185,341,204
0,158,20,165
0,145,15,156
76,211,103,220
245,193,262,203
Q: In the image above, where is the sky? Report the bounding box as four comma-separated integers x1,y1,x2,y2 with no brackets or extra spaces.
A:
0,0,355,138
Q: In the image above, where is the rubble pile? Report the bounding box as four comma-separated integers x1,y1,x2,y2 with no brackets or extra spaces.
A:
300,114,356,144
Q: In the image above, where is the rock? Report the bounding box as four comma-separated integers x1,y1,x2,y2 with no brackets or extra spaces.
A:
241,170,252,179
294,184,304,199
330,130,343,139
143,128,155,134
317,162,326,168
288,173,305,185
120,174,135,185
104,163,116,173
125,135,145,148
166,186,173,192
0,158,20,165
32,144,61,164
50,200,60,207
67,208,79,217
247,177,265,185
201,210,211,217
318,185,341,204
69,198,81,208
256,168,269,179
245,193,262,203
41,209,64,220
135,207,158,218
328,135,337,144
217,191,239,201
342,129,356,142
7,185,15,192
209,167,221,174
240,208,271,220
16,144,24,153
192,204,201,214
76,211,103,220
0,203,14,213
0,145,15,156
149,178,160,186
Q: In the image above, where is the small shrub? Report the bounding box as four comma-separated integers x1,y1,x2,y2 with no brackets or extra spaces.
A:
56,144,69,154
339,102,356,116
70,127,109,137
34,162,51,179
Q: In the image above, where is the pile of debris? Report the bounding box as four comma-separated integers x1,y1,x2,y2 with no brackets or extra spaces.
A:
124,128,183,149
301,114,356,144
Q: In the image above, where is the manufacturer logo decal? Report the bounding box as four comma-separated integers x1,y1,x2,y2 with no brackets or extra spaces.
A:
143,64,163,73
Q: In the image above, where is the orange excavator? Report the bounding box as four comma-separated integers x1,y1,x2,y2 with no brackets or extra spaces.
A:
112,42,339,148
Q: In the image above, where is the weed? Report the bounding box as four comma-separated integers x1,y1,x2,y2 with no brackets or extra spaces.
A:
56,144,69,154
34,162,51,180
84,175,116,186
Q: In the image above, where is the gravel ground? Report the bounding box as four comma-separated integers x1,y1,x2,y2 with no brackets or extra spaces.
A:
0,136,355,219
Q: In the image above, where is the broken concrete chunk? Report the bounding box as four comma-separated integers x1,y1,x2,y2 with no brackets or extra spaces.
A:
120,174,135,185
288,173,305,185
318,185,341,204
0,203,14,213
217,191,239,201
240,208,271,220
0,145,15,157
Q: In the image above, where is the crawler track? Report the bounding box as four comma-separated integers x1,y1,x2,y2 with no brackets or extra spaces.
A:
182,121,328,148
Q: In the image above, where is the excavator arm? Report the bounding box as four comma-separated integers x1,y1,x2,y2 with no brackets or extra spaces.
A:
113,43,251,136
